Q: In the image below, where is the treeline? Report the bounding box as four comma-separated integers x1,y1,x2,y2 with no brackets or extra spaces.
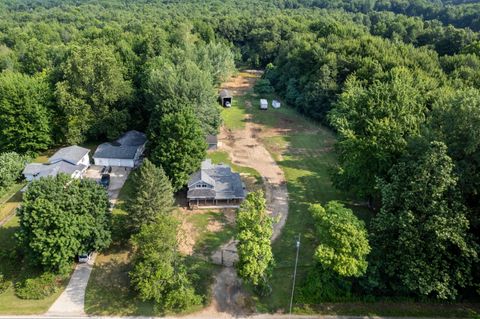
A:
259,11,480,302
293,0,480,31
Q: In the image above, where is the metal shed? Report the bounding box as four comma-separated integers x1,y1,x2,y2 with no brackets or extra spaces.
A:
260,99,268,110
219,89,232,107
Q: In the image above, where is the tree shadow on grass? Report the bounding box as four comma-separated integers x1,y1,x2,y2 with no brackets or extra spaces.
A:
85,257,155,316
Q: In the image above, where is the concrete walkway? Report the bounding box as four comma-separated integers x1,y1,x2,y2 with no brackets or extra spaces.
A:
46,254,96,316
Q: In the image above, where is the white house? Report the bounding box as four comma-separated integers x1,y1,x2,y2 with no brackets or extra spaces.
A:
260,99,268,110
23,145,90,182
93,130,147,168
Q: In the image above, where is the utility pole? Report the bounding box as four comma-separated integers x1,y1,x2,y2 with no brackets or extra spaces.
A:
289,233,301,318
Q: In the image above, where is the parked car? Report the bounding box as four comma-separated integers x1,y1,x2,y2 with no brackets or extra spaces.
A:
99,174,110,188
78,252,93,263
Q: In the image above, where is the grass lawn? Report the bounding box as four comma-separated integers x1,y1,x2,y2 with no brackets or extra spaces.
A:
85,174,232,316
225,81,480,317
0,182,25,223
0,217,68,315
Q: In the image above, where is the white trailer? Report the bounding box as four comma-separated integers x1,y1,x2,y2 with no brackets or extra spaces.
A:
260,99,268,110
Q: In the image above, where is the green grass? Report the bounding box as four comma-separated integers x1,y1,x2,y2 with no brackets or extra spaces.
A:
0,217,68,315
0,182,25,223
221,98,247,130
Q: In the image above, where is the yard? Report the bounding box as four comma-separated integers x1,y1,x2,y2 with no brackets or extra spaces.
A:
0,216,69,315
84,172,238,316
219,71,480,317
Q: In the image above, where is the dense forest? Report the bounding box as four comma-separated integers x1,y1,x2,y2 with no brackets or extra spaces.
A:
0,0,479,310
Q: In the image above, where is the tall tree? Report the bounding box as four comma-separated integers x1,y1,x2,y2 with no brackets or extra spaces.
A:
310,201,370,277
236,190,274,293
130,215,201,312
55,44,132,144
148,106,207,191
0,152,27,192
368,141,478,299
143,58,220,135
17,175,111,273
329,67,431,200
125,159,174,234
0,71,52,154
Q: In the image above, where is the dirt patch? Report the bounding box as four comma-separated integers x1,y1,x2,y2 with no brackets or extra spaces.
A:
207,219,223,233
178,215,197,256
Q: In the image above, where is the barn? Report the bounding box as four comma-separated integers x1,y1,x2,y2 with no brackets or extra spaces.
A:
219,89,232,107
93,130,147,168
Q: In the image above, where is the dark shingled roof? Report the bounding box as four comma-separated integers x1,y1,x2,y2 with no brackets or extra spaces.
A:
187,159,246,200
93,130,147,160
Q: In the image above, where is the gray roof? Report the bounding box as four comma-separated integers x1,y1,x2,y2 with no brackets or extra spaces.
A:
206,134,218,145
93,130,147,160
187,159,246,200
48,145,89,165
23,161,87,179
219,89,231,98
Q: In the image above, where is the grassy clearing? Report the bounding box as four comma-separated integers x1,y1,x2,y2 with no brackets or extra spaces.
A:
0,217,68,315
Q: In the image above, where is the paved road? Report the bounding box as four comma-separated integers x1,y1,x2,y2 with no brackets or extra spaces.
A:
0,314,454,319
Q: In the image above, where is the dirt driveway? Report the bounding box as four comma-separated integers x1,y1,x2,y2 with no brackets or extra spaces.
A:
219,118,288,241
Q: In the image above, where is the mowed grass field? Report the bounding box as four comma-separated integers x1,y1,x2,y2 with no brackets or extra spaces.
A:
220,78,480,317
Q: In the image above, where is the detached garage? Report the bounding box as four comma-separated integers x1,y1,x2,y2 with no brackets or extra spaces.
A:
93,130,147,168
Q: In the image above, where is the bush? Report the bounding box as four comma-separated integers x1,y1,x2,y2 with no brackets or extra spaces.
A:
254,79,274,94
15,272,61,300
0,274,12,294
0,152,26,192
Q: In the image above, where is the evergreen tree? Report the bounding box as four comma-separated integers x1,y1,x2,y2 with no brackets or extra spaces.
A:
130,215,201,312
125,159,174,234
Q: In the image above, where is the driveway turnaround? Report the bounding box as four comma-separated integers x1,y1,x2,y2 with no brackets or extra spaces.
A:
46,254,96,316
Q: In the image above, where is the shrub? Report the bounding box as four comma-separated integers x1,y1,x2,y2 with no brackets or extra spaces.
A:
254,79,274,94
0,274,12,294
15,272,61,300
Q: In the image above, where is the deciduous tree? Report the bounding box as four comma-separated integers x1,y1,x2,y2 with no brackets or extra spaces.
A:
310,201,370,277
17,175,111,273
236,190,274,292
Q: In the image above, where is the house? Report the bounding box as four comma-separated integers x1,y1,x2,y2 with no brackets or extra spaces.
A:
206,134,218,150
219,89,232,107
187,159,246,208
93,130,147,168
260,99,268,110
23,146,90,181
